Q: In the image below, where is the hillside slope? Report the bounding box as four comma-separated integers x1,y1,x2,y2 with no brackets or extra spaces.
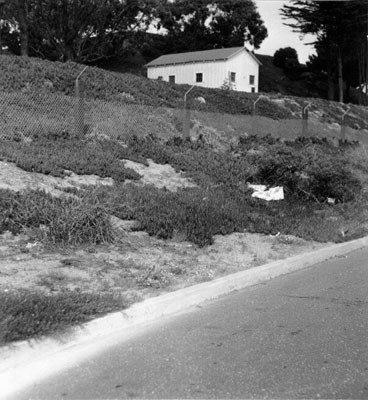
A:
0,55,368,131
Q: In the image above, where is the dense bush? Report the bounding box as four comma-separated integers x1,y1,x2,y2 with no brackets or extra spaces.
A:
273,47,299,70
125,134,362,203
0,189,114,246
236,135,361,202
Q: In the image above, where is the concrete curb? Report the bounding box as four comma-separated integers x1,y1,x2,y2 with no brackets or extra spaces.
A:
1,235,368,398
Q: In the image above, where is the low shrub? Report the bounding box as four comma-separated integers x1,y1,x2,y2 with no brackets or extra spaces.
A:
235,135,362,202
0,188,114,246
0,289,129,344
99,184,246,247
97,182,353,246
0,137,141,181
126,134,362,203
126,134,256,188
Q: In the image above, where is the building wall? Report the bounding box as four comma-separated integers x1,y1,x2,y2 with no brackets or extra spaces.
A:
147,50,260,93
225,51,259,92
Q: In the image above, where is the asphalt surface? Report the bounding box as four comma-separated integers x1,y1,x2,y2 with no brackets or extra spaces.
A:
8,247,368,399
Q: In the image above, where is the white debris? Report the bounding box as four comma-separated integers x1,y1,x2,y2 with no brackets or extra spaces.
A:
248,183,284,201
248,183,267,192
195,96,206,104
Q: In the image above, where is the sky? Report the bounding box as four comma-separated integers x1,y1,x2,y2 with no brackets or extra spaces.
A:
254,0,317,63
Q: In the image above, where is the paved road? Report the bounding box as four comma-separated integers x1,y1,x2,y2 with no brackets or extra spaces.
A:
10,247,368,399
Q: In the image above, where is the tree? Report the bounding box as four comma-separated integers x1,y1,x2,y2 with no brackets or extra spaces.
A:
156,0,267,54
1,0,158,63
281,0,367,103
1,0,31,56
273,47,299,70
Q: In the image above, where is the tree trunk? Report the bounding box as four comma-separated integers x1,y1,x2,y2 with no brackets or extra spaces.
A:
358,51,362,105
17,0,28,56
337,47,343,103
327,62,335,101
366,42,368,106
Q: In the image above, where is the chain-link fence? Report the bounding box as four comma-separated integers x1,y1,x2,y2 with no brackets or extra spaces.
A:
0,89,187,142
1,82,368,148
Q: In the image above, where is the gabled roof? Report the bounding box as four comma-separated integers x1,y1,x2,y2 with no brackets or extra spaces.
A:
146,47,262,68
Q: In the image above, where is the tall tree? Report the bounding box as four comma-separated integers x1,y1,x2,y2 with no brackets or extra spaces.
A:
281,0,367,103
1,0,158,63
2,0,31,56
156,0,267,53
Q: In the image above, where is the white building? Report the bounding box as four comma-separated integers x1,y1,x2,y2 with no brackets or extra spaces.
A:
146,47,262,93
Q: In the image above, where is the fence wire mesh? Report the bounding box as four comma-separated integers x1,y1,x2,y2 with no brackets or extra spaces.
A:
1,86,368,149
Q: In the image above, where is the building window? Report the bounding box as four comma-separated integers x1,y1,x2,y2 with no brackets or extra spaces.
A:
230,72,236,82
251,87,256,93
157,76,163,81
169,75,175,84
249,75,255,85
196,73,203,83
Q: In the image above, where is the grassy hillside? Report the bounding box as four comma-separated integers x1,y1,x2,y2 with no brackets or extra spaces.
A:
1,54,368,343
0,55,290,119
2,54,368,131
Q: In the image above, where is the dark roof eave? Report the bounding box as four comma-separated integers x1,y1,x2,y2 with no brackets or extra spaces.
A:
146,58,228,68
145,47,262,68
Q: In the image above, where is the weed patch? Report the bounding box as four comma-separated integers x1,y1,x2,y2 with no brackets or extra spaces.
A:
0,136,141,181
0,189,114,246
89,134,367,245
125,134,362,203
0,289,129,344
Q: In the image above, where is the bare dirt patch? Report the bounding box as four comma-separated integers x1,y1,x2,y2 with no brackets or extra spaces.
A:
0,229,328,302
0,161,113,196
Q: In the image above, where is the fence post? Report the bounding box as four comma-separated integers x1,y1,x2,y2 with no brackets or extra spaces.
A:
341,106,350,142
302,102,311,137
252,95,268,136
183,85,195,139
75,66,88,138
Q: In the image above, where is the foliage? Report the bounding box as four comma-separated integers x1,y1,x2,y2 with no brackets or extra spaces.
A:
86,134,365,246
0,136,140,181
0,131,365,247
105,184,248,247
0,289,129,344
1,0,158,63
237,135,361,202
257,54,322,98
126,134,362,204
281,0,367,103
0,188,114,246
273,47,300,71
156,0,267,53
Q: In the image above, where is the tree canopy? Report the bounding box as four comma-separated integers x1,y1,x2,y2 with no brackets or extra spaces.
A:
1,0,158,63
0,0,267,66
273,47,299,70
155,0,268,53
281,0,367,103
